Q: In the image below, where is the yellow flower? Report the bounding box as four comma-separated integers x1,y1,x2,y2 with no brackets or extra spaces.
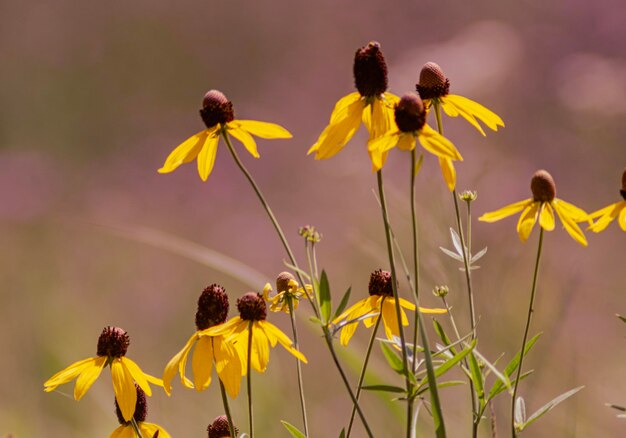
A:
110,385,171,438
308,42,400,169
262,271,312,314
479,170,588,246
158,90,291,181
416,62,505,191
163,284,242,398
367,92,463,171
587,167,626,232
332,270,446,346
206,293,307,374
43,327,163,422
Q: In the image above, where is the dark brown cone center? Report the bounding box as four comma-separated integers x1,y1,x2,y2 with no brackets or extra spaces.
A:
395,93,427,133
237,292,267,321
115,384,147,424
353,41,388,98
208,415,237,438
416,62,450,100
96,326,129,358
199,90,235,128
195,284,230,330
530,170,557,203
368,269,394,297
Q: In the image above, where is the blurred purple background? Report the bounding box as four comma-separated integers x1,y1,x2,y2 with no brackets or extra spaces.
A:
1,0,625,436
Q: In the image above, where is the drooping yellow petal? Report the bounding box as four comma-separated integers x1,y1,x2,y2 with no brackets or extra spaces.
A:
73,356,107,400
398,297,416,311
479,199,533,223
418,124,463,161
111,359,137,422
235,120,292,139
251,323,270,373
163,333,197,395
309,99,364,159
367,131,400,171
397,132,416,151
141,423,172,438
109,424,132,438
191,336,214,391
381,300,401,340
517,202,540,242
329,92,362,123
203,316,244,337
439,157,456,192
259,320,307,363
444,94,504,135
619,204,626,231
228,126,259,158
553,201,588,246
553,199,588,222
539,203,556,231
121,357,158,397
196,133,221,181
587,202,622,232
158,130,210,174
44,356,99,393
419,306,448,314
363,98,392,140
212,336,242,398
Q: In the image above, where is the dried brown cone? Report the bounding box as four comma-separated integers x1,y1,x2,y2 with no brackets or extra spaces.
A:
416,62,450,100
531,170,557,203
368,269,394,297
96,326,130,358
195,284,230,330
237,292,267,321
207,415,237,438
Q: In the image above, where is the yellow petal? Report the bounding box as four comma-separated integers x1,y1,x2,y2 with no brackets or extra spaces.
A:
74,356,107,400
439,157,456,192
121,357,155,397
329,92,362,123
310,99,364,159
419,306,448,314
418,125,463,160
445,94,504,134
587,202,621,232
381,300,401,340
162,333,197,395
235,120,292,139
554,199,588,221
228,127,259,158
553,201,588,246
158,130,210,174
213,336,242,398
619,204,626,231
479,199,533,222
197,133,220,181
108,424,128,438
141,423,172,438
398,297,417,311
251,323,270,373
191,336,214,391
111,359,137,422
397,132,416,151
539,203,555,231
363,98,392,139
517,202,540,242
260,321,307,363
368,131,400,154
44,356,97,393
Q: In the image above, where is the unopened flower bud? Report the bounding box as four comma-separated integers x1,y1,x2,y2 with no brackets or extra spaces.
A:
459,190,478,202
433,285,449,298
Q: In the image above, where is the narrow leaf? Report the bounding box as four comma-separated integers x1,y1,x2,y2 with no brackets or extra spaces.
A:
319,270,332,324
332,287,352,320
282,262,311,282
489,370,533,399
522,386,584,430
514,396,526,427
470,247,488,263
362,384,406,393
488,333,541,399
281,420,307,438
617,314,626,324
432,319,455,353
468,352,485,403
418,340,475,390
339,429,346,438
416,380,465,396
450,228,464,257
414,152,424,176
381,341,405,375
439,246,463,262
472,348,510,397
607,403,626,412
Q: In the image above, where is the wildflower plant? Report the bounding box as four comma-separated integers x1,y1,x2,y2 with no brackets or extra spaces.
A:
43,36,622,438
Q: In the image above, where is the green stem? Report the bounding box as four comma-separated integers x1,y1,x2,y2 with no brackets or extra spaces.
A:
376,170,412,437
410,150,421,375
287,297,309,437
511,227,545,437
246,321,254,438
130,418,143,438
217,373,236,438
346,301,385,438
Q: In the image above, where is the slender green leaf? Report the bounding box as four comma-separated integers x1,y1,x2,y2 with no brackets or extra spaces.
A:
281,420,307,438
433,319,454,352
418,340,476,390
468,352,485,404
338,429,346,438
488,333,541,399
617,314,626,324
521,386,584,431
607,403,626,412
514,396,526,427
490,370,533,399
472,348,510,398
416,380,465,396
309,316,323,326
333,287,352,320
414,152,424,176
319,270,332,323
381,341,404,374
362,384,406,393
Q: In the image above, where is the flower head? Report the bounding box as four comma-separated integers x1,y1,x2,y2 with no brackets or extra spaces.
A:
207,415,238,438
308,42,400,169
109,385,171,438
479,170,588,246
263,271,313,313
332,270,446,346
416,62,505,191
367,92,463,171
163,284,243,398
206,292,307,374
43,327,163,422
158,90,292,181
587,167,626,232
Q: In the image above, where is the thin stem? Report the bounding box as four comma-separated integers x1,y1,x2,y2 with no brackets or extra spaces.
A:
130,418,143,438
218,376,236,438
346,301,385,438
410,150,421,375
287,297,309,437
511,227,545,437
246,321,254,438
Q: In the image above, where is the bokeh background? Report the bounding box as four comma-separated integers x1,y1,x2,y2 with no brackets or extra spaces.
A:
1,0,625,436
